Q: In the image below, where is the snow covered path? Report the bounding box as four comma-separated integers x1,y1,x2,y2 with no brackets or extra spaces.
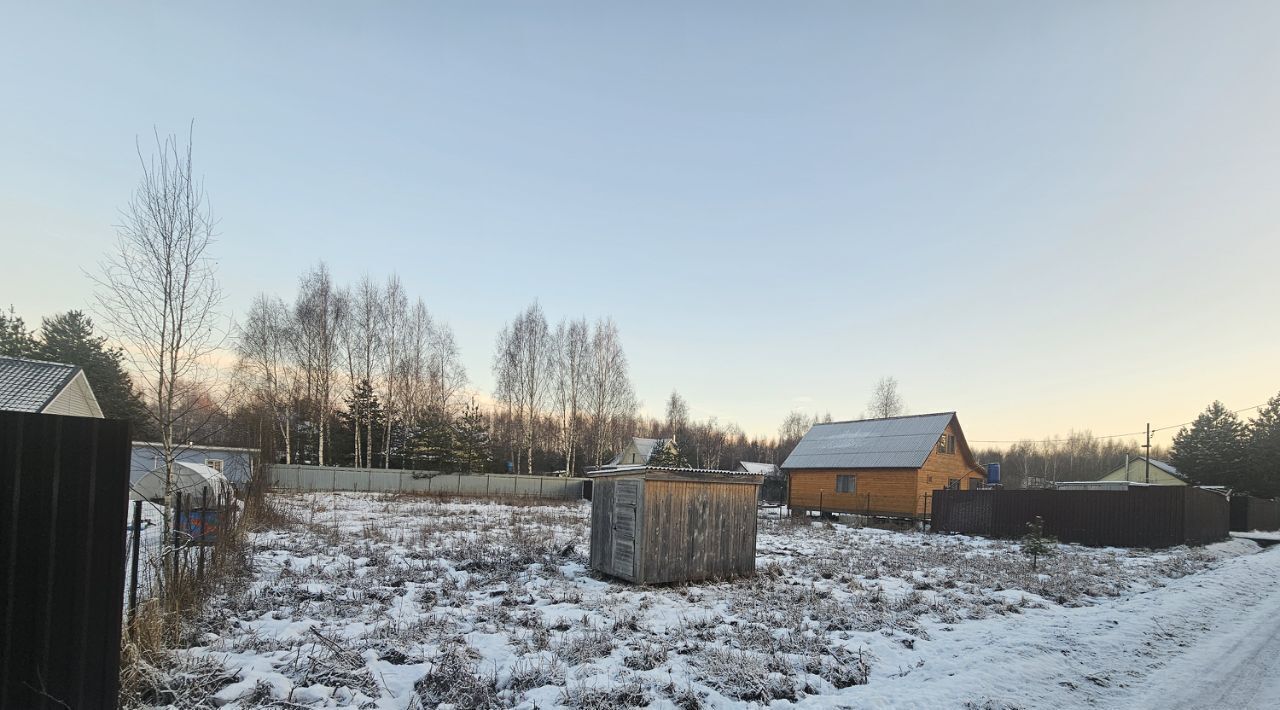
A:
818,542,1280,709
1130,546,1280,710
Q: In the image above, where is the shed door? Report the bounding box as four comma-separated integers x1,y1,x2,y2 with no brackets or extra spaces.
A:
612,480,640,578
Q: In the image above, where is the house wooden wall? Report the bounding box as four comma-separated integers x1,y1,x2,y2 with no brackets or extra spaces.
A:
788,422,985,516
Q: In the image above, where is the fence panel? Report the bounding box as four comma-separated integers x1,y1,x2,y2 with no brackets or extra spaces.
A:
0,412,131,710
269,464,587,500
932,487,1228,548
1230,496,1280,532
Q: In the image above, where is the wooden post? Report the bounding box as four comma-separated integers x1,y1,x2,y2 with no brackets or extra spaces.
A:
819,490,824,517
128,499,142,626
198,487,208,582
172,491,183,590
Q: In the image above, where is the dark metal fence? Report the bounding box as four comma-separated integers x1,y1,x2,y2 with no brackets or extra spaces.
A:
0,412,131,710
1230,496,1280,532
932,486,1229,548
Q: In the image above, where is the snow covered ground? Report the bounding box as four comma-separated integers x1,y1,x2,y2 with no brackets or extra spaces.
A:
141,491,1273,709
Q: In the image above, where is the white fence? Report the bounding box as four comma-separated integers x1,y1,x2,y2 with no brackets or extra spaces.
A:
269,464,588,500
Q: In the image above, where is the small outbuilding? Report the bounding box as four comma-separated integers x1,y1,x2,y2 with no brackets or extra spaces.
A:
588,466,763,584
0,356,104,418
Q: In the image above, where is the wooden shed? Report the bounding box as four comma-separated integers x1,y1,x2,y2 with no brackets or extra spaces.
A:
588,466,764,584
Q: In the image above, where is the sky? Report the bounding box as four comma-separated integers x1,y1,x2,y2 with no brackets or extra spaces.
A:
2,1,1278,446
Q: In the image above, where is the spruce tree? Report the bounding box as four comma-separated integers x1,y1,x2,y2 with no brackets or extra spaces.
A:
0,307,36,357
1246,393,1280,498
1170,401,1248,488
647,438,688,468
34,311,153,434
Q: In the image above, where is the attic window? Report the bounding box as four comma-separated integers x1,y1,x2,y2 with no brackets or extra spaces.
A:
937,434,956,454
205,458,224,473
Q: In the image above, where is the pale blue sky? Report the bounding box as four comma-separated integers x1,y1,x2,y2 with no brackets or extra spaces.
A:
2,1,1278,443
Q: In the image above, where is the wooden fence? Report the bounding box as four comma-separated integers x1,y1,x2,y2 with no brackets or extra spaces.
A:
1230,496,1280,532
931,486,1229,548
0,412,131,710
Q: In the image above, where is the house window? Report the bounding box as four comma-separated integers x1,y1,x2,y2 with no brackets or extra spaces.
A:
947,478,960,490
205,458,224,473
836,475,855,494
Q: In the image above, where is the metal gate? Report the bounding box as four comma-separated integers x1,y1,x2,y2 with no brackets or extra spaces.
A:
0,412,131,709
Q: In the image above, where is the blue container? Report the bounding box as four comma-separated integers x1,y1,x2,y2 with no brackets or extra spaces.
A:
986,462,1002,485
178,509,221,544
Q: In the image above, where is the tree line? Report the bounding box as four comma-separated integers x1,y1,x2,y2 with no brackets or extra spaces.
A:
1169,396,1280,497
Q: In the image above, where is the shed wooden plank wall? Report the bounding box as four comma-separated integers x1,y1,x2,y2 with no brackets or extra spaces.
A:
640,480,757,584
589,479,616,577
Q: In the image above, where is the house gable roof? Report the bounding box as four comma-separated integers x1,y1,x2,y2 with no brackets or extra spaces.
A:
781,411,967,470
607,437,667,466
0,356,81,413
1103,457,1187,482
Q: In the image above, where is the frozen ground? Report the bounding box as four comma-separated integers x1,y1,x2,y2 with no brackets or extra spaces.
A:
139,492,1269,709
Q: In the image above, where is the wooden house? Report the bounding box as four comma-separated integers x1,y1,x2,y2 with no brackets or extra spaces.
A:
782,412,986,517
587,466,763,584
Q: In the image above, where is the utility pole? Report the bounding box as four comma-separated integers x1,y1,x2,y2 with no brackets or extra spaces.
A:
1143,423,1152,484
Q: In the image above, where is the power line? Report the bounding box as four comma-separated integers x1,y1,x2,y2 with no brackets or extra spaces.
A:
967,402,1267,445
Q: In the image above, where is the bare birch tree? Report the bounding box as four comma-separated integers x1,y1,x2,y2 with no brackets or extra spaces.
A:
867,376,907,419
236,294,298,464
427,318,467,417
379,276,407,467
585,318,636,466
92,127,225,537
553,318,590,474
294,263,342,465
493,302,554,474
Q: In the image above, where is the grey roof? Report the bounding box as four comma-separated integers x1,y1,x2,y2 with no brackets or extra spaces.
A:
781,412,956,470
738,461,781,476
0,356,80,413
607,437,667,466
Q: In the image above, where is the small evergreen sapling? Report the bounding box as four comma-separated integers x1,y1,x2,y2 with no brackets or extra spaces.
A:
1022,516,1055,571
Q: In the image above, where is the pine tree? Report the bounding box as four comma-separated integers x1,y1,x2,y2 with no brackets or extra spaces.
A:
1171,401,1248,488
0,307,36,357
337,379,385,466
1022,516,1055,571
407,410,456,471
1246,393,1280,498
452,400,492,473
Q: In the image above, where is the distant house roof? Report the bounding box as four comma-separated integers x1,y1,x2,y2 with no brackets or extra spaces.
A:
607,437,668,466
0,356,86,413
1102,457,1187,482
738,461,780,476
781,412,959,470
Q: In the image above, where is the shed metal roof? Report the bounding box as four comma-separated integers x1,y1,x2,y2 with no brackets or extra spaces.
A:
0,356,80,413
781,412,956,470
